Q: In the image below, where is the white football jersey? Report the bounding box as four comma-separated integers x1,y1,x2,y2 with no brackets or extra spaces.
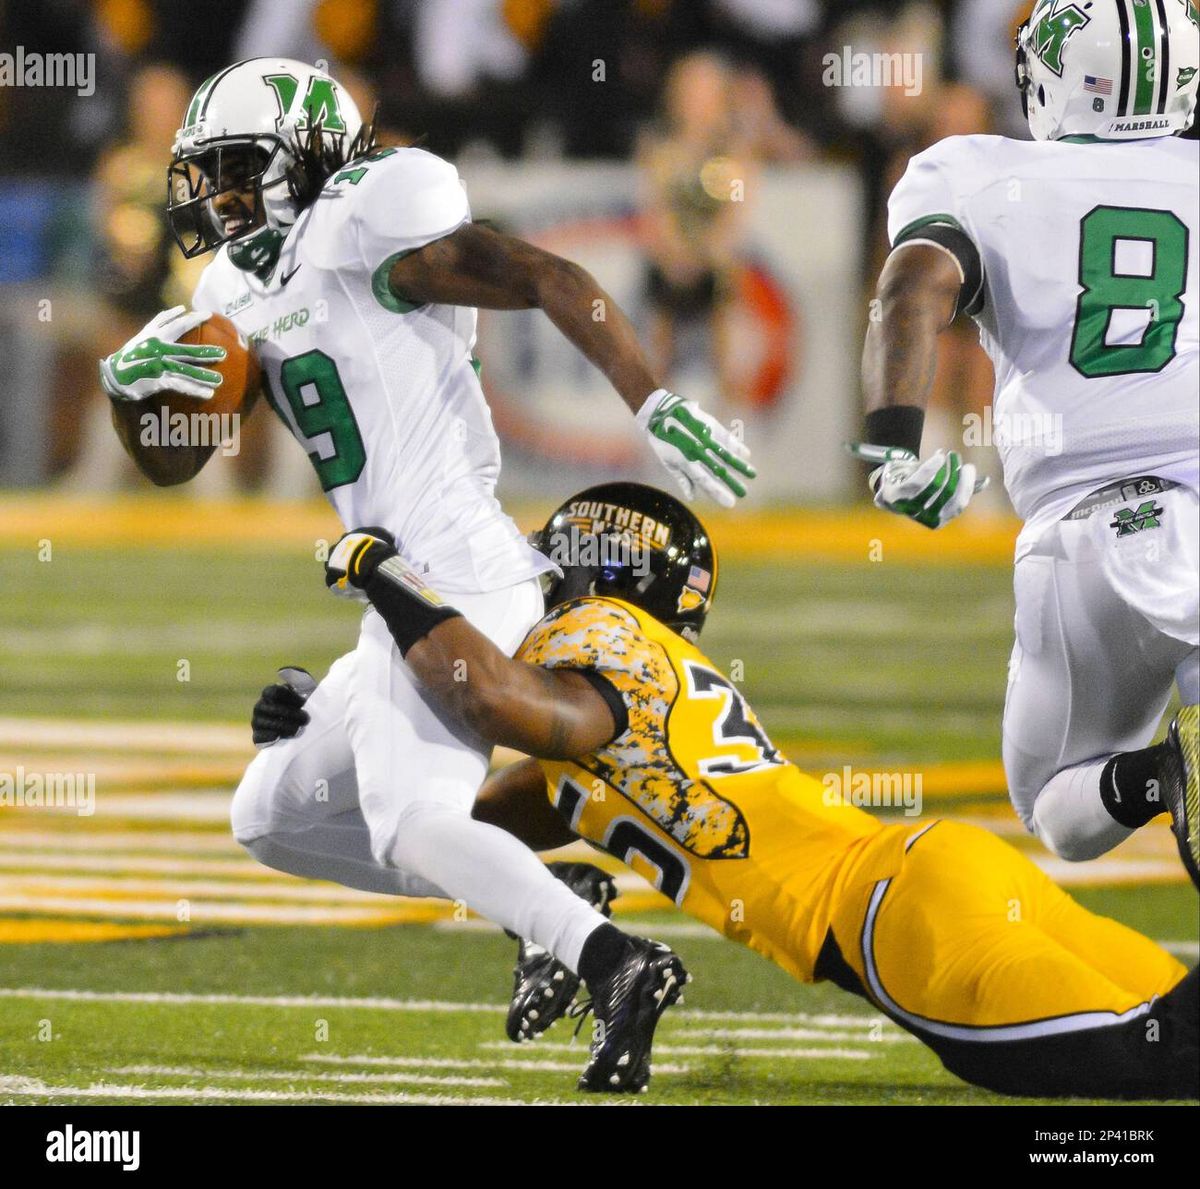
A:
192,147,554,594
888,134,1199,543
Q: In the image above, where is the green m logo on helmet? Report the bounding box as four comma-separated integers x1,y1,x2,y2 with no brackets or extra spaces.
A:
1029,0,1092,77
263,73,347,134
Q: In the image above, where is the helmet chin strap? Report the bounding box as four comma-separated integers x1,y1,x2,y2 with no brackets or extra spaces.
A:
228,225,286,276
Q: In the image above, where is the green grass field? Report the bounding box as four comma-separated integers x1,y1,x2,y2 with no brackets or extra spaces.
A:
0,527,1195,1105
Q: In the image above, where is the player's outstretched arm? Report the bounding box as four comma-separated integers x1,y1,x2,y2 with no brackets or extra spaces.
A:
386,223,754,506
857,243,980,529
387,223,658,412
409,615,620,759
473,758,578,850
324,529,620,760
862,243,961,426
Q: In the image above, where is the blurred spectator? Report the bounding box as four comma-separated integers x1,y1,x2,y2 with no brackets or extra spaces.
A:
0,0,102,176
414,0,529,98
142,0,253,81
707,0,821,120
57,64,210,491
534,0,710,159
236,0,329,63
952,0,1034,138
730,67,814,163
637,52,756,404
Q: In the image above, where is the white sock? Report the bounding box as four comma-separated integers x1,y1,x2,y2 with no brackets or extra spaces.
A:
386,801,607,972
1032,759,1134,862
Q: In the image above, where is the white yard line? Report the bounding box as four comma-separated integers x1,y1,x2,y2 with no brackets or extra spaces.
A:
0,852,274,878
434,917,720,940
0,896,415,925
1163,941,1199,959
301,1052,691,1076
0,717,249,755
478,1040,872,1061
0,988,509,1011
658,1044,871,1061
108,1064,504,1088
0,830,240,853
0,1076,543,1106
0,988,880,1028
69,793,235,822
0,872,404,903
674,1027,914,1043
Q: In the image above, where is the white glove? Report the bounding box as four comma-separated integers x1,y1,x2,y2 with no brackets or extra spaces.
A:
636,389,755,509
99,306,226,402
869,449,978,530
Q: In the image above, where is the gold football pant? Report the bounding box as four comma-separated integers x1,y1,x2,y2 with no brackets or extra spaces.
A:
820,820,1196,1098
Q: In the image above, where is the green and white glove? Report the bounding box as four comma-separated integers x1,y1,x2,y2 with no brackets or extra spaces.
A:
99,306,226,402
868,448,977,530
637,389,755,509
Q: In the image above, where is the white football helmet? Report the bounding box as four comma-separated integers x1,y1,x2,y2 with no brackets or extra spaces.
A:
168,58,366,266
1016,0,1199,141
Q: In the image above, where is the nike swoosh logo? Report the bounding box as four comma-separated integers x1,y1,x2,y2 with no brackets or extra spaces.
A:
280,265,301,286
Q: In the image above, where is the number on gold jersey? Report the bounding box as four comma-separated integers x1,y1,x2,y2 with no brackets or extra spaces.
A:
552,774,691,903
683,662,783,777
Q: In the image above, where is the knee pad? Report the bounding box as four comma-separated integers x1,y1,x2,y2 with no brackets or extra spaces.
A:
1031,797,1110,863
374,797,467,870
230,748,285,845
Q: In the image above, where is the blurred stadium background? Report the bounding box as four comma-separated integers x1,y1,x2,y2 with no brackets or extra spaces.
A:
0,0,1193,1105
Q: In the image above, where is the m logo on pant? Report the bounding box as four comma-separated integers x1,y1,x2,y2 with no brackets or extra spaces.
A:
1110,501,1164,537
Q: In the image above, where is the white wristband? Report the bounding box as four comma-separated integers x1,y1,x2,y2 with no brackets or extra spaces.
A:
636,388,673,428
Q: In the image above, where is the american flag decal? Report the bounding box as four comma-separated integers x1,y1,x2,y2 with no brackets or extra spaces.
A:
1084,75,1113,95
687,565,711,592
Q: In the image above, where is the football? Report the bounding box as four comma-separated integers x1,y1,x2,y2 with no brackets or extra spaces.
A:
110,312,261,486
174,312,261,420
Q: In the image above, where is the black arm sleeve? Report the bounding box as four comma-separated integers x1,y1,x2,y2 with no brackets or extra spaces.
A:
893,220,985,319
574,669,629,742
363,558,462,657
864,405,926,457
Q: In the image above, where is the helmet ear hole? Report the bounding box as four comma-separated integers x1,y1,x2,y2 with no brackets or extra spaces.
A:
1037,85,1046,107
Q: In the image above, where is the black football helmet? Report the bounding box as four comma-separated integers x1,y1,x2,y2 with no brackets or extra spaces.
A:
531,482,718,642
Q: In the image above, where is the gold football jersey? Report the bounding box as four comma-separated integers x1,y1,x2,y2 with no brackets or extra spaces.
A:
515,596,912,983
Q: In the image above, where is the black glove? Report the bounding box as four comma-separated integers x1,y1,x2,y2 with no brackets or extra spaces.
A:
324,527,462,655
324,526,397,599
251,667,315,746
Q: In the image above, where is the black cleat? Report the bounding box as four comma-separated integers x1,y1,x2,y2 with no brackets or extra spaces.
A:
506,863,618,1043
574,936,689,1094
1161,705,1199,891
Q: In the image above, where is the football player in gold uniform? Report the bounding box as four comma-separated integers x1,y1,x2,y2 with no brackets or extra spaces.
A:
277,482,1195,1098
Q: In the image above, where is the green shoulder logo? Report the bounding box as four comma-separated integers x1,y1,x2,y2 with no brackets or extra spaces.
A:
263,73,347,134
1030,1,1091,77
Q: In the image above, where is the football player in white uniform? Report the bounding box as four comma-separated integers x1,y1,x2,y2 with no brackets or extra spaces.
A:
856,2,1200,884
96,59,754,1089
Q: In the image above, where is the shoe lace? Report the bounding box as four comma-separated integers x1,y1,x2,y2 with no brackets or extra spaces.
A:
567,997,597,1049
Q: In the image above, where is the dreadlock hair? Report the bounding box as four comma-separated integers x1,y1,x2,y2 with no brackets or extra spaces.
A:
285,102,381,212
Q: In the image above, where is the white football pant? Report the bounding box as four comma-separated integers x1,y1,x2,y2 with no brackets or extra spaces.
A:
1003,484,1199,861
230,578,607,972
